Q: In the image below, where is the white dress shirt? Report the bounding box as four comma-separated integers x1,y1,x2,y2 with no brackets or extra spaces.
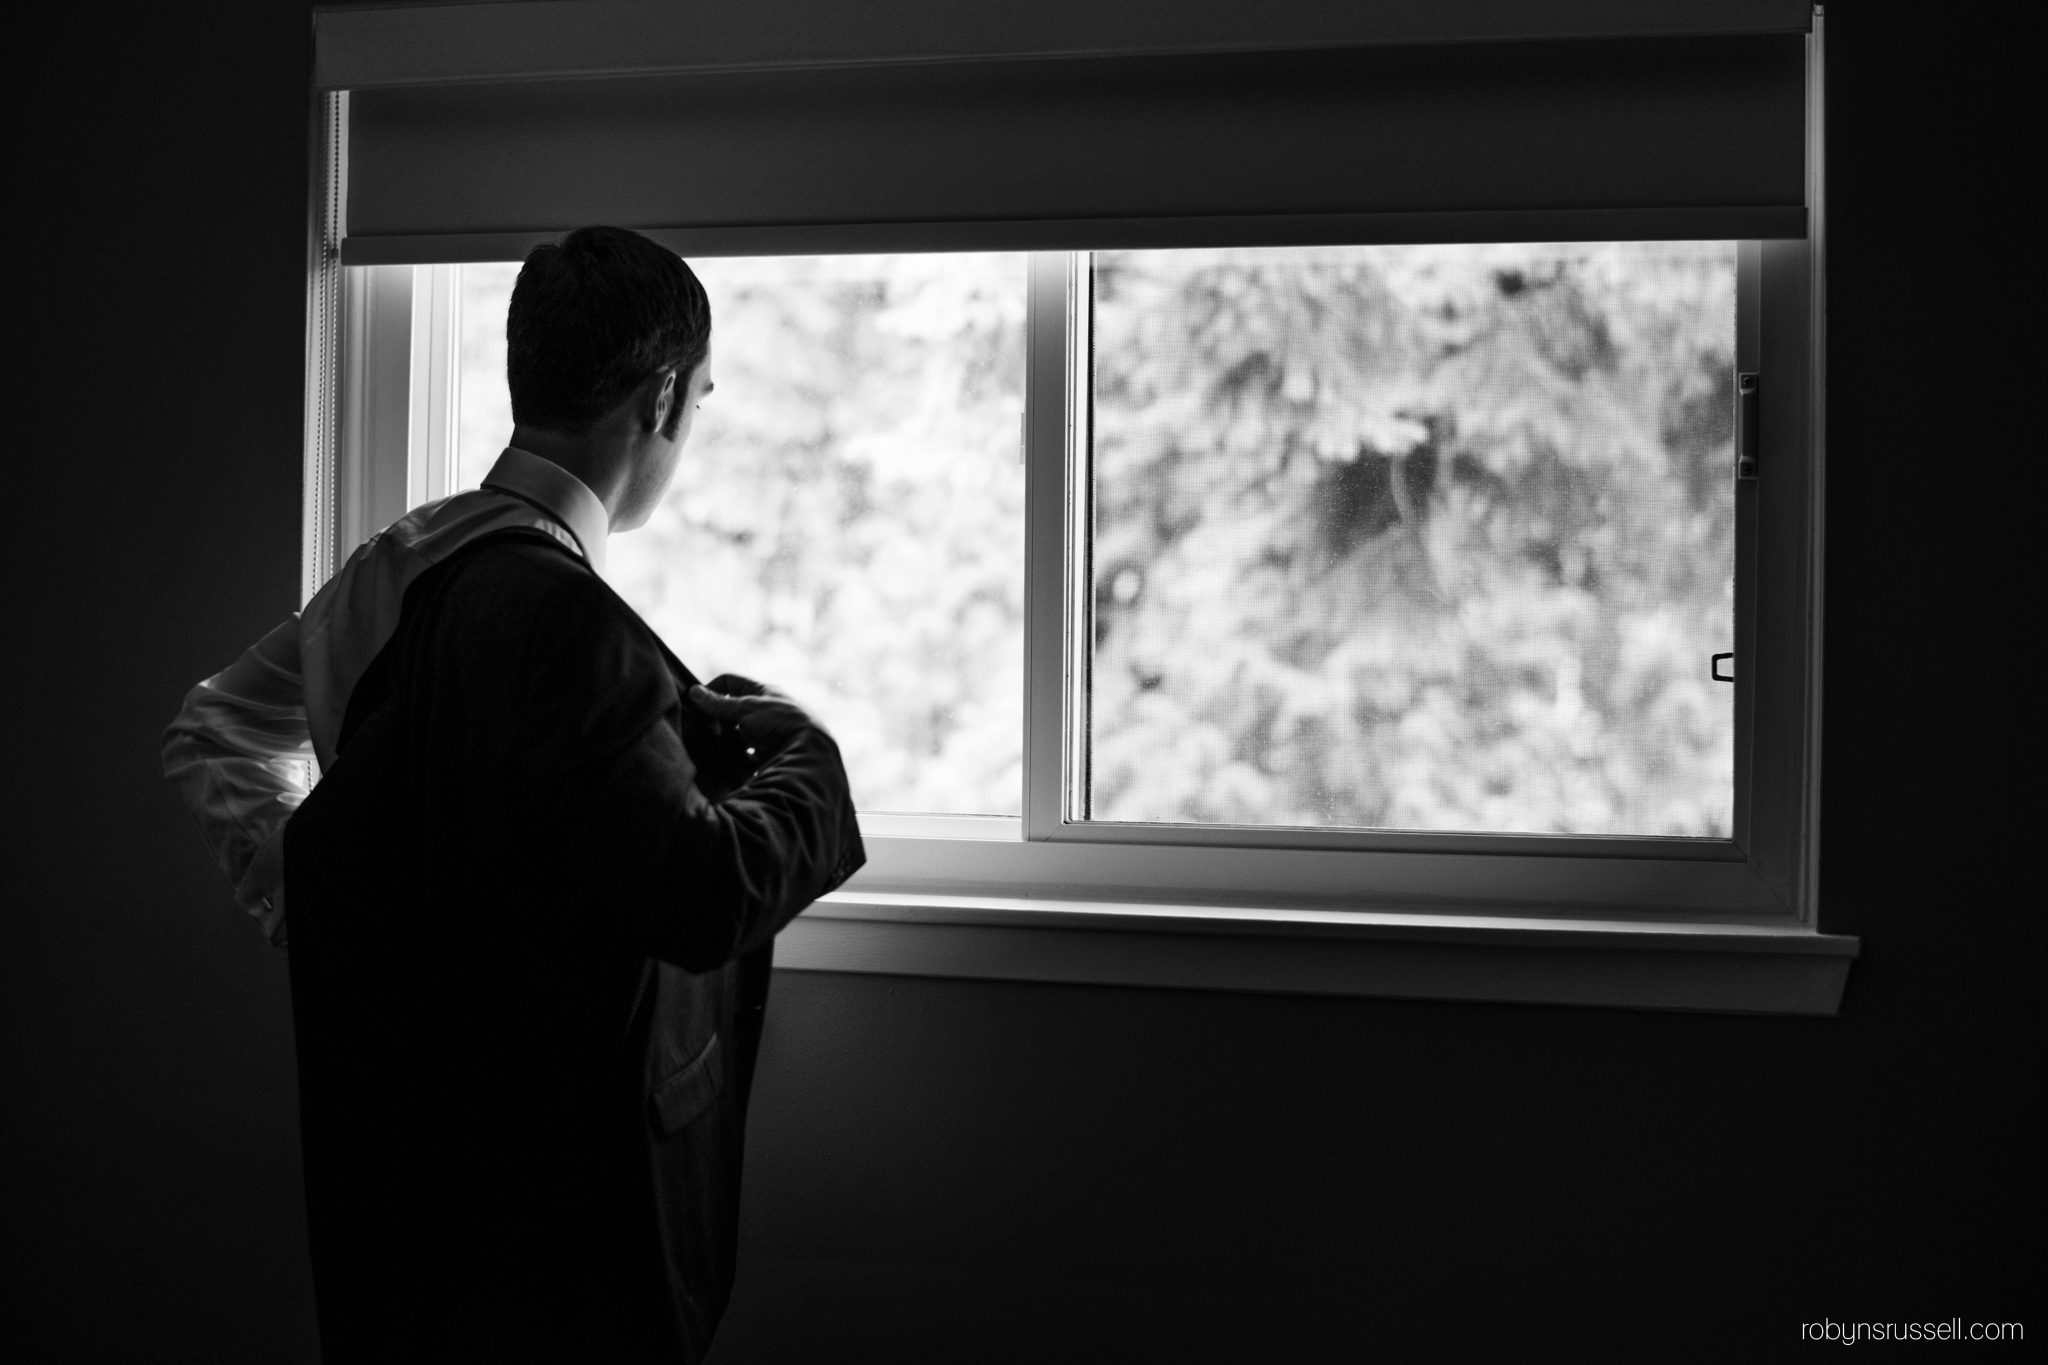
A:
162,449,611,943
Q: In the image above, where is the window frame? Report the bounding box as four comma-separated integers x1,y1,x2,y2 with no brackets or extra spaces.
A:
1024,247,1773,866
855,240,1816,925
303,15,1851,1013
789,212,1847,1012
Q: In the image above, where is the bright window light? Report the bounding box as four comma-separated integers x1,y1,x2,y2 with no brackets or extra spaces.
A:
1081,242,1737,837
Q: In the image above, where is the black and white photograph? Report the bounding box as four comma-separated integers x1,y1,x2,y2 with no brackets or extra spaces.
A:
1,2,2029,1360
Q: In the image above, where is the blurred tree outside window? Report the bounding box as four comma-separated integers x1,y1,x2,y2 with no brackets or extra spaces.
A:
1087,243,1736,836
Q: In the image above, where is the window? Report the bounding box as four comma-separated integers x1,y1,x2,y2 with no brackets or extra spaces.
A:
307,1,1851,1013
1074,242,1739,840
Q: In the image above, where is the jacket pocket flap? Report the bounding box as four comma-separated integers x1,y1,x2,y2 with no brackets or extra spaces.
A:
650,1033,724,1136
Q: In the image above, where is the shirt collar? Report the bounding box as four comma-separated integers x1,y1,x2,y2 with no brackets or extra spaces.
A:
478,447,611,575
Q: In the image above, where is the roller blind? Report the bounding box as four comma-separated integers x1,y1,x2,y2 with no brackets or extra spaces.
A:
330,2,1813,263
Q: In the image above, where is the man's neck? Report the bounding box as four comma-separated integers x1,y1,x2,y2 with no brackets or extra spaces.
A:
509,423,631,526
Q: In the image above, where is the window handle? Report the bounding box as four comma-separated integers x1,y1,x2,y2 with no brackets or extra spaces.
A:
1711,652,1735,683
1735,372,1760,480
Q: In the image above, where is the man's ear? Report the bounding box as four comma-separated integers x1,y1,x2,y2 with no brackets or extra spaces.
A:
644,368,678,434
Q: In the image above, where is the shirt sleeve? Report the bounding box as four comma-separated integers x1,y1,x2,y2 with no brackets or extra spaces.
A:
161,616,313,945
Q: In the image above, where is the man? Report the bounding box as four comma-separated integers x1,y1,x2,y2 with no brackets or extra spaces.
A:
163,226,863,1361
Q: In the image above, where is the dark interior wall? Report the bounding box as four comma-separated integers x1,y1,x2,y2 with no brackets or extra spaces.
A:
1,5,2028,1362
3,4,319,1361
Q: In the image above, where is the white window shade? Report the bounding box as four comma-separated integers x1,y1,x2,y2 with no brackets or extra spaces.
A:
327,2,1813,264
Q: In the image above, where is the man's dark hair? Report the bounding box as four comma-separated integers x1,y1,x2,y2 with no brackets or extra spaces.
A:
507,226,711,434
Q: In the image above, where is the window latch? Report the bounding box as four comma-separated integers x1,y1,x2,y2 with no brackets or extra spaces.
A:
1735,372,1760,480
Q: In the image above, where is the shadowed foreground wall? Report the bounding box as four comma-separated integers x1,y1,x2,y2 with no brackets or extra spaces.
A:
2,5,2030,1362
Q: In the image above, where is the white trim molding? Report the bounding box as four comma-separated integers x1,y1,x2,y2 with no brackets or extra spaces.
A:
783,891,1857,1016
302,91,347,605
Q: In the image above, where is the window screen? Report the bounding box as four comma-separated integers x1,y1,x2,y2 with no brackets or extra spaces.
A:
1082,242,1736,836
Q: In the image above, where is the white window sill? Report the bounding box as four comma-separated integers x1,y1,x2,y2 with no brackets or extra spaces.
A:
782,890,1858,1017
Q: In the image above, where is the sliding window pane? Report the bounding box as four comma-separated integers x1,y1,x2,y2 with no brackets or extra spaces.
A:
1086,242,1735,837
455,254,1027,816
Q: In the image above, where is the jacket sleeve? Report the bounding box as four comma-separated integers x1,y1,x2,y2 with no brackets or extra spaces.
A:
549,696,864,974
161,616,312,945
572,709,862,974
518,575,866,973
654,716,865,972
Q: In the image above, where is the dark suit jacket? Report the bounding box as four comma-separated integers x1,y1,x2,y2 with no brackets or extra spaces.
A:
283,530,864,1362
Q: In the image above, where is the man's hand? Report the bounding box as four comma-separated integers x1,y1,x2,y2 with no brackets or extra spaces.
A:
687,676,824,755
